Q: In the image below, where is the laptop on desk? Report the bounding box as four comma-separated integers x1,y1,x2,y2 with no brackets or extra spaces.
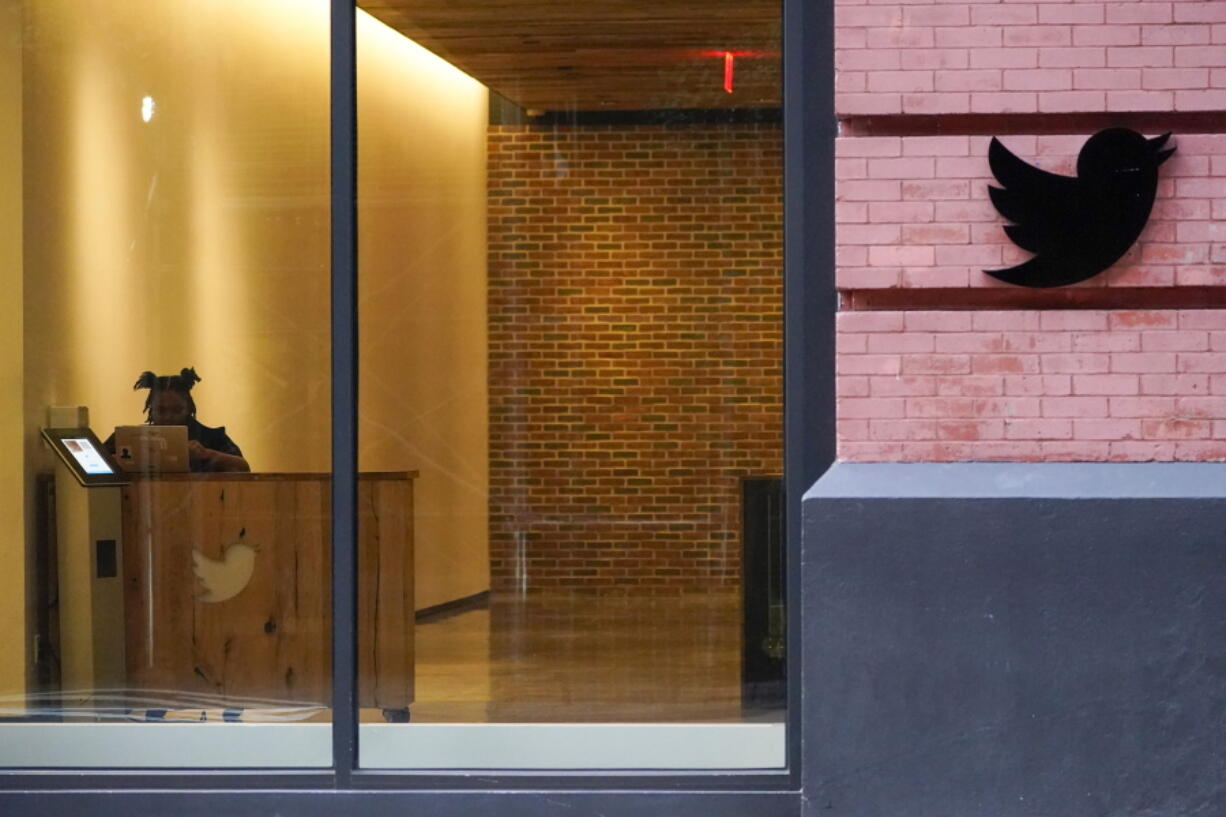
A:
113,425,190,473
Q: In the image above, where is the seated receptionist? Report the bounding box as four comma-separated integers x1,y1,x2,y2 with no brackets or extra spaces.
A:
107,367,250,473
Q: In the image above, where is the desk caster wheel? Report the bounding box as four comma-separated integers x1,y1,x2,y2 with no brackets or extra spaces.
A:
381,707,410,723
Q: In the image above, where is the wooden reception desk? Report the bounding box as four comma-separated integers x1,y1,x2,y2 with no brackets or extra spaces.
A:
120,472,415,715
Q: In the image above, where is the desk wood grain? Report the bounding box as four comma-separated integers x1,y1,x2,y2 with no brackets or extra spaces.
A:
121,474,414,710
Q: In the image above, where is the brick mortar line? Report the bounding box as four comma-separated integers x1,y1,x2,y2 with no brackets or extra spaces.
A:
841,288,1226,312
839,110,1226,137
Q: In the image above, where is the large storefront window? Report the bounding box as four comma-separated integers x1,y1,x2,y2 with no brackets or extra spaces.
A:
0,0,793,781
1,0,333,766
354,4,785,769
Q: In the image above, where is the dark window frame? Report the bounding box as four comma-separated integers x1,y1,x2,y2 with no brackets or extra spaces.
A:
0,0,834,810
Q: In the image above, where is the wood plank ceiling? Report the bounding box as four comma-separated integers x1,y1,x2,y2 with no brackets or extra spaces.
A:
358,1,781,112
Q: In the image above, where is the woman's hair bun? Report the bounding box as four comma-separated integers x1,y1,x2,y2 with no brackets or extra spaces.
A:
133,371,158,391
133,368,201,391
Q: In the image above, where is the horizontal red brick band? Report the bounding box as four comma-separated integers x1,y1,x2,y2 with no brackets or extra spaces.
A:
843,287,1226,312
837,309,1226,462
841,111,1226,137
837,0,1226,118
836,132,1226,292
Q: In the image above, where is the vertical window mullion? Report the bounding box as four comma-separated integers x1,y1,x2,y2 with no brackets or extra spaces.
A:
783,0,836,783
330,0,359,784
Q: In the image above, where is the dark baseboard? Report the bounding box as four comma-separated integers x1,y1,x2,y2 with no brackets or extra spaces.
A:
415,590,490,623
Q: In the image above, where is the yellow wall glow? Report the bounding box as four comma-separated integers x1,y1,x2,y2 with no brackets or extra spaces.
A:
10,0,490,693
357,10,490,609
23,0,333,473
0,0,26,697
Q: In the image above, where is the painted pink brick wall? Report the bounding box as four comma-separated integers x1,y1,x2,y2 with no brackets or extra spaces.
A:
837,310,1226,461
837,0,1226,115
836,133,1226,291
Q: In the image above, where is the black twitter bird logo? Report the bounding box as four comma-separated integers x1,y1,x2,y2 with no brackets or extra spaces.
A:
984,128,1175,288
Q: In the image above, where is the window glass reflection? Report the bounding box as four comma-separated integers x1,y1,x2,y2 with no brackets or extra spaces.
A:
2,0,331,767
355,2,785,769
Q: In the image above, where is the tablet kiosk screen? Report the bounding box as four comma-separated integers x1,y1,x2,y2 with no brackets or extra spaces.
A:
63,437,113,475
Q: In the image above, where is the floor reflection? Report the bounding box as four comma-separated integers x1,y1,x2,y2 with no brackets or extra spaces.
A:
411,593,778,723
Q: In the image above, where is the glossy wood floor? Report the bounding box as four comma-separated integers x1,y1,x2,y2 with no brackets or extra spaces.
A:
409,593,776,723
14,593,783,724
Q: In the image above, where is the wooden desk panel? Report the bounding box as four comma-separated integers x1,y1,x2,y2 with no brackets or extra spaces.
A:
121,473,414,711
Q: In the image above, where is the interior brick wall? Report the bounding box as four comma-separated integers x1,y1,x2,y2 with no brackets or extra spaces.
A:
486,123,783,593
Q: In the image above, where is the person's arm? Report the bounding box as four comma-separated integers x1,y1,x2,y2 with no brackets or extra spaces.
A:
188,440,251,472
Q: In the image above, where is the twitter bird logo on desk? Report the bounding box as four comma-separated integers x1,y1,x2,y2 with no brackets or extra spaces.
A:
193,542,258,603
984,128,1175,288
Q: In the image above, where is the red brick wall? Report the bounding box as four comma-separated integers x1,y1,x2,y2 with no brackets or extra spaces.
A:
837,133,1226,290
836,0,1226,462
487,124,782,592
837,0,1226,116
838,309,1226,461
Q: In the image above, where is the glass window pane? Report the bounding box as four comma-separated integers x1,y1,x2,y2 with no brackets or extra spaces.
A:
1,0,332,767
356,1,784,769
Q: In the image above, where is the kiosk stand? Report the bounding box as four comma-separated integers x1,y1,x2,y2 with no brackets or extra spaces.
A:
41,417,128,702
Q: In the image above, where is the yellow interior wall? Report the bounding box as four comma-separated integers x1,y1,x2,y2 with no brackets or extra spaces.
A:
22,0,333,473
356,13,490,610
0,0,26,697
13,0,490,698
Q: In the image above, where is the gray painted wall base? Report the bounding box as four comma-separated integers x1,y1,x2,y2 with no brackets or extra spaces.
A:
803,463,1226,817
